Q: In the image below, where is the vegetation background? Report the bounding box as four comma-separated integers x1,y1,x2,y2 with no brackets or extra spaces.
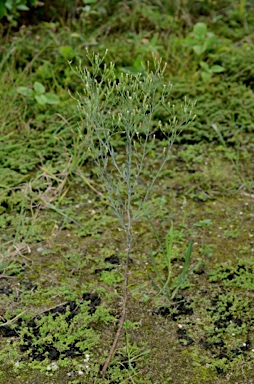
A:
0,1,254,383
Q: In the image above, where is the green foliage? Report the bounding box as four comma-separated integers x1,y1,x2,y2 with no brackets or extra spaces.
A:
171,79,254,142
59,45,76,61
185,22,220,56
184,22,225,82
209,260,254,290
193,219,212,228
74,51,193,231
22,306,88,353
148,221,193,300
199,61,224,82
0,2,253,382
120,331,150,372
0,0,39,26
100,270,123,286
0,245,24,277
18,300,113,370
17,81,60,106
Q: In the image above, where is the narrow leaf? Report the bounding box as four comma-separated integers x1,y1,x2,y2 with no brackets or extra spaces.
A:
149,253,164,285
172,240,193,298
210,65,225,73
146,216,166,259
17,5,29,11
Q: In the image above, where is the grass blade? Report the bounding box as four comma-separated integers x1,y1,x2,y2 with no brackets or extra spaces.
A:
172,240,193,298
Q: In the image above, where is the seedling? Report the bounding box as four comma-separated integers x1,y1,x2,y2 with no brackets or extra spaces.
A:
185,22,224,82
17,81,60,106
148,220,193,300
199,61,224,82
185,22,220,56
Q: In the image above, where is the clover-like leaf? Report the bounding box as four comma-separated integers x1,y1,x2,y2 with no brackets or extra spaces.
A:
193,22,207,38
44,93,60,104
193,45,205,55
35,94,47,105
33,81,45,94
199,61,210,71
17,86,34,97
210,65,225,73
59,45,75,60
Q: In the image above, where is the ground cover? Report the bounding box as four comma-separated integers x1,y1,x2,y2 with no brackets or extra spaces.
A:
0,1,254,383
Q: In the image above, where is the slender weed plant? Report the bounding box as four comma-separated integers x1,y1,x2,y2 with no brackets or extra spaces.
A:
73,51,193,373
148,220,193,300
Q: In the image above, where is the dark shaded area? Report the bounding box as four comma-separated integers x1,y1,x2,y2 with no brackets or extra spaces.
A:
94,255,120,274
177,328,195,346
154,294,194,320
105,255,120,265
0,283,12,296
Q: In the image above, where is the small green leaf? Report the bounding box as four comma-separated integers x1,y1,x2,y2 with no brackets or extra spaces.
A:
36,62,53,80
59,45,75,60
193,45,205,55
171,240,193,298
199,61,209,71
35,94,47,105
17,86,34,97
16,4,29,11
33,81,45,94
210,65,225,73
194,219,212,227
193,22,207,38
5,1,12,12
121,56,145,75
149,252,164,286
44,93,60,104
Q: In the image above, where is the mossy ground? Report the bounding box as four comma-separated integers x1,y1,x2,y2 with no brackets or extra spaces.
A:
0,2,254,383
